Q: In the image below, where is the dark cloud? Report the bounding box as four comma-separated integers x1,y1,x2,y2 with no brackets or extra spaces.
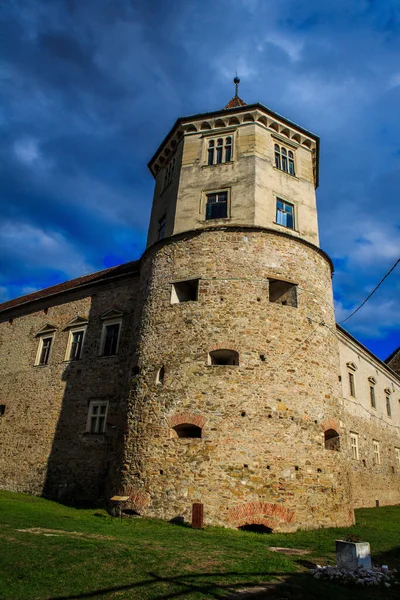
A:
1,0,400,358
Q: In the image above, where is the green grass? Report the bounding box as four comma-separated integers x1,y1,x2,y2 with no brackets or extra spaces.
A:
0,491,399,599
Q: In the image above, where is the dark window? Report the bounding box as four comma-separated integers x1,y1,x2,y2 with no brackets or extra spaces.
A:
209,349,239,366
171,279,199,303
207,136,233,165
0,405,5,416
206,191,228,220
172,424,202,438
324,429,340,451
39,336,52,365
225,137,232,162
269,279,297,307
349,372,356,397
370,386,376,408
164,158,175,189
156,366,165,385
239,524,273,534
274,144,281,169
216,138,223,164
69,330,84,360
276,199,294,229
102,323,120,356
158,214,166,240
208,140,215,165
281,147,287,172
386,396,392,417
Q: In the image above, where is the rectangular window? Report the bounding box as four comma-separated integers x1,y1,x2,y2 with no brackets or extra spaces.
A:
171,279,199,304
205,191,228,220
276,199,295,229
87,401,108,434
386,396,392,417
370,386,376,408
350,433,359,460
36,335,53,366
349,372,356,397
66,328,85,361
100,321,121,356
373,441,380,465
268,279,297,307
158,214,166,240
395,448,400,468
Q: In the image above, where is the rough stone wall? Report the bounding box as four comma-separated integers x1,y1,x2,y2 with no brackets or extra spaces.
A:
0,277,138,505
338,332,400,508
115,228,354,531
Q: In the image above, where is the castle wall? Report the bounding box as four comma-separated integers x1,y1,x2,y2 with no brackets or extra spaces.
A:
116,228,354,531
0,278,138,504
338,331,400,508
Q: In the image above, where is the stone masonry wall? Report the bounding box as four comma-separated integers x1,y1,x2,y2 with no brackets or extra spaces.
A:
115,228,354,531
0,277,139,505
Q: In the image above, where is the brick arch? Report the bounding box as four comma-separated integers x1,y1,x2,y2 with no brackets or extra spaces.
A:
320,417,340,433
167,412,206,429
208,343,240,353
227,502,295,529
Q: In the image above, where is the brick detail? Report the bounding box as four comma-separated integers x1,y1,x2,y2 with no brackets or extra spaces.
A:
209,343,239,353
168,412,206,429
320,417,340,433
227,502,296,527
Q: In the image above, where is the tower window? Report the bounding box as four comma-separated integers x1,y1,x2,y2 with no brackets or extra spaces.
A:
158,214,166,240
171,279,199,303
171,423,202,438
208,349,239,366
268,279,297,307
207,136,233,166
276,199,295,229
87,400,108,434
370,385,376,409
205,191,228,220
274,144,295,176
156,366,165,385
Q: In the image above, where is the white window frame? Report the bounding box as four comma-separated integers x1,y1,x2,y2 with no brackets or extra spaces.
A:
395,447,400,468
99,319,122,357
86,400,109,434
274,143,296,176
64,327,86,361
373,441,380,465
275,197,295,230
35,334,55,366
350,433,359,460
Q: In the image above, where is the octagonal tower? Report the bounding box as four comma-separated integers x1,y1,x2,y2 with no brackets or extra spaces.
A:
112,88,354,531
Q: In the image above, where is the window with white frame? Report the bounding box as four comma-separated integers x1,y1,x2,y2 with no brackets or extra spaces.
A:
205,190,228,220
274,144,295,176
207,136,233,166
395,447,400,468
276,198,295,229
86,400,108,434
35,335,54,366
350,433,359,460
65,328,86,361
100,320,121,356
373,440,380,465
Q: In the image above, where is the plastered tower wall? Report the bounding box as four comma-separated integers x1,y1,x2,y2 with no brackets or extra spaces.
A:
117,229,353,530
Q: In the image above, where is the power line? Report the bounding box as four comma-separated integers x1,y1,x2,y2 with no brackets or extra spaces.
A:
339,257,400,325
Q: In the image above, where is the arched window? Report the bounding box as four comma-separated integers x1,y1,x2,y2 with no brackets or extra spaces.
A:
274,144,295,176
206,136,233,166
209,349,239,366
288,151,295,176
208,140,215,165
216,138,224,164
172,424,202,438
156,366,165,385
225,137,232,162
274,144,280,169
324,429,340,451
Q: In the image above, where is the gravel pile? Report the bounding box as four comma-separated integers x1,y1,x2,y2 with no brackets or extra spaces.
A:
309,565,397,587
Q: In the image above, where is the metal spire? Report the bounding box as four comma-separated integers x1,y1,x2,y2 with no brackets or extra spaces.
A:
234,75,240,98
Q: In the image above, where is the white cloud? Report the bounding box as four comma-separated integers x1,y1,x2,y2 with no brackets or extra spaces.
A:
261,33,304,62
12,137,53,170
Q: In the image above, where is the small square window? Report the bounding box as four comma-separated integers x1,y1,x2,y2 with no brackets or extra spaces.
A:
65,328,86,361
205,191,228,220
171,279,199,304
268,279,297,307
276,199,295,229
36,335,54,366
87,401,108,434
100,321,121,356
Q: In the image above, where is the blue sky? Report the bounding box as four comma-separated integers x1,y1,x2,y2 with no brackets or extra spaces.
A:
1,0,399,359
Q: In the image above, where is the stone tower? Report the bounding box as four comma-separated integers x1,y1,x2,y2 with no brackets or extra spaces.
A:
113,85,354,531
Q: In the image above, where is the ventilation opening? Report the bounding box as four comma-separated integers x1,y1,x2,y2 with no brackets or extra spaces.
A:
239,524,273,534
209,349,239,366
269,279,297,307
171,424,202,439
156,366,165,385
171,279,199,303
324,429,340,451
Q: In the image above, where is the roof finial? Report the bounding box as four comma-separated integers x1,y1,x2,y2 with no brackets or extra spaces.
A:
233,74,240,98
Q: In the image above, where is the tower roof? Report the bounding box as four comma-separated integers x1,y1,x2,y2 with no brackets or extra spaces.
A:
224,96,247,109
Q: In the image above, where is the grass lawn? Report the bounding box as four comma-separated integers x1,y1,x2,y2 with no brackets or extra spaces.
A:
0,491,399,600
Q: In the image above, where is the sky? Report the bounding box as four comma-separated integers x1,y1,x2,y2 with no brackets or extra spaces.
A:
1,0,400,360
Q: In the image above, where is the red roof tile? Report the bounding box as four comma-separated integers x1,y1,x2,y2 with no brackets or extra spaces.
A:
0,260,140,314
224,96,247,109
